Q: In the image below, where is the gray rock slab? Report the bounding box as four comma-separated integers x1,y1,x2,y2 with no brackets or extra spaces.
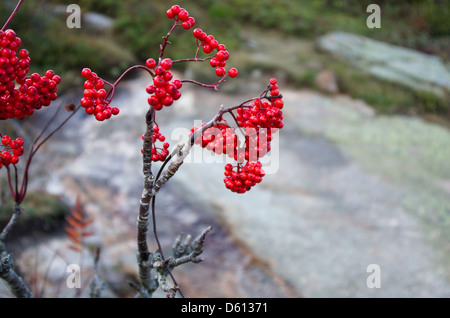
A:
316,31,450,97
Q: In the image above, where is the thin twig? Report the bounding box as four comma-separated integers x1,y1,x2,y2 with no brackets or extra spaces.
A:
18,104,81,203
1,0,24,31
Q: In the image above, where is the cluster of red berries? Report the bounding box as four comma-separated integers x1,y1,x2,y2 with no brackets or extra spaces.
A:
142,125,170,162
166,5,196,30
145,58,182,111
0,135,24,169
236,78,283,129
190,122,240,158
191,79,283,194
80,68,119,121
0,29,60,120
243,127,273,162
192,28,238,78
223,161,265,194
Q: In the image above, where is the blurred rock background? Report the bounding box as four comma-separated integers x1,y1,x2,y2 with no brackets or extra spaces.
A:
0,0,449,297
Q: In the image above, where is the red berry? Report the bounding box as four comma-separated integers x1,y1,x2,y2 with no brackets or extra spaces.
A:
155,66,166,76
217,44,227,51
1,136,11,145
193,28,203,39
163,71,173,82
166,83,177,95
170,5,181,15
182,21,192,30
217,50,229,61
81,68,92,79
146,58,157,69
172,90,182,100
45,70,55,79
10,155,19,164
18,49,29,58
228,68,238,78
162,95,173,106
178,9,189,21
188,17,196,27
215,67,226,77
15,138,24,146
173,79,183,89
160,58,173,70
52,75,61,84
148,95,159,106
84,80,94,89
202,45,212,54
95,112,105,121
146,84,156,94
210,58,220,68
111,107,120,115
166,9,175,19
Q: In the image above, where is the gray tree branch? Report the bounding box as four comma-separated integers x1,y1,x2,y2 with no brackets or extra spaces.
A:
0,203,33,298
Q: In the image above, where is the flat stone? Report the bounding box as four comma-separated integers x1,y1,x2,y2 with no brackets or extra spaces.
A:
316,31,450,98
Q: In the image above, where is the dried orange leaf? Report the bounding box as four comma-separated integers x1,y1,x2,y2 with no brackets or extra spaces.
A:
65,226,82,238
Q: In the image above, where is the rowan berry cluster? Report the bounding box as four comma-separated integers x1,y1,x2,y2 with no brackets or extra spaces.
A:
80,68,119,121
166,5,196,30
192,27,238,78
190,122,240,158
223,161,265,194
236,79,284,129
145,58,182,111
243,127,272,162
141,125,170,162
0,29,60,120
190,78,283,193
0,135,24,169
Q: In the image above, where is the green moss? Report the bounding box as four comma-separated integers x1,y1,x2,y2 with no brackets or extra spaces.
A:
0,188,70,236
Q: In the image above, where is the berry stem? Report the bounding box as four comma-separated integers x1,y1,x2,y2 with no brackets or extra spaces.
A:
112,65,155,87
96,65,156,106
1,0,24,31
18,104,81,204
181,75,228,91
159,20,179,61
171,56,212,64
4,166,16,201
13,165,19,202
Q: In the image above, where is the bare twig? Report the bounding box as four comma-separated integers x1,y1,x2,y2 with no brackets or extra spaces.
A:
169,227,212,267
1,0,24,31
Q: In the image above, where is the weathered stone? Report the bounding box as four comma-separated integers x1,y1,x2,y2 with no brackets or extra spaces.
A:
316,31,450,98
